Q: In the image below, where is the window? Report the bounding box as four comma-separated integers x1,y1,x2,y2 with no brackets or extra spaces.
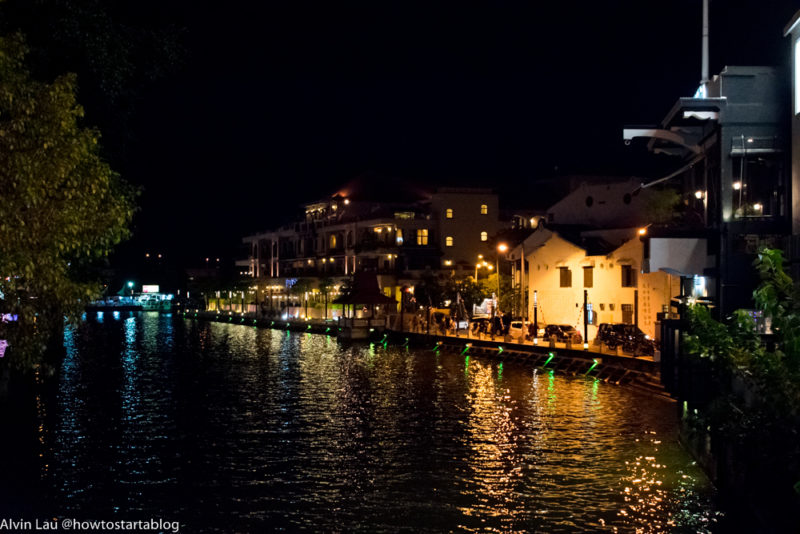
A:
480,204,488,215
732,154,782,219
329,234,337,249
396,228,403,245
445,236,453,247
445,208,453,219
416,228,429,245
559,267,572,288
621,304,633,324
621,265,636,287
583,266,593,288
480,231,488,241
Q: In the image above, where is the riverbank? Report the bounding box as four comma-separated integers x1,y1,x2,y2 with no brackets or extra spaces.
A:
181,310,669,399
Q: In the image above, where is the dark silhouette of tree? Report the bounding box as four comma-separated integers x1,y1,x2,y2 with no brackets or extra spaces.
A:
0,34,136,371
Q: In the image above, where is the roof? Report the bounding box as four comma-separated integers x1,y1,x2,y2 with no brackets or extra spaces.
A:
331,171,432,204
333,272,397,305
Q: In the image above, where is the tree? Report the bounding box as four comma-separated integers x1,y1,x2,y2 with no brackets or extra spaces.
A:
442,276,485,317
318,277,334,319
0,34,136,371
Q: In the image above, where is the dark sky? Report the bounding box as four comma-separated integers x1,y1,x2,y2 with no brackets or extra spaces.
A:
23,1,800,264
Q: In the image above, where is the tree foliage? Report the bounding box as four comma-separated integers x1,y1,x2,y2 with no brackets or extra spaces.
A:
0,34,136,371
682,248,800,501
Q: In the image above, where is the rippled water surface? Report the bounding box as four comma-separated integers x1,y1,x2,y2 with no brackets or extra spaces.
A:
29,313,721,531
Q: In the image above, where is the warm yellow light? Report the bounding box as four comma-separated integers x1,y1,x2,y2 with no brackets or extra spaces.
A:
497,243,508,253
638,228,647,236
478,254,483,260
374,227,382,233
733,181,741,190
694,190,703,199
343,198,350,205
488,264,494,270
444,260,452,266
753,203,762,211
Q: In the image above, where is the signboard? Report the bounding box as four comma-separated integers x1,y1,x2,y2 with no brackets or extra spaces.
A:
142,285,160,294
0,340,7,358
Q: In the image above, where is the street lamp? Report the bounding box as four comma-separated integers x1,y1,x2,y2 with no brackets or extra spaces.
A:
474,254,484,280
127,281,134,296
496,243,508,313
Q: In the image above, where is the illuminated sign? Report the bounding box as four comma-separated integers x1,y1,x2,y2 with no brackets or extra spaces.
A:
142,285,160,294
1,314,17,323
0,339,7,358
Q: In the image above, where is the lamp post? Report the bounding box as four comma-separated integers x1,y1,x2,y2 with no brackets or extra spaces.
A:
496,243,508,312
474,254,483,280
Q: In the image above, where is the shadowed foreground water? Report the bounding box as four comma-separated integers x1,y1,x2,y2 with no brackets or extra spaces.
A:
28,313,720,531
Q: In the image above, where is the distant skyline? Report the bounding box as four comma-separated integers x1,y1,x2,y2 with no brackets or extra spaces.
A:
10,1,800,262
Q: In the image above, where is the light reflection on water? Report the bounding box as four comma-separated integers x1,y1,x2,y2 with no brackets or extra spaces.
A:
39,316,721,532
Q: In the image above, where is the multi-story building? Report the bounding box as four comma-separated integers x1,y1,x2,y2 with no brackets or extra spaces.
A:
624,65,790,316
237,176,501,317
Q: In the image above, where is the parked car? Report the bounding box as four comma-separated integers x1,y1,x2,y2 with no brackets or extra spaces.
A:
543,324,582,344
596,323,656,355
508,320,525,340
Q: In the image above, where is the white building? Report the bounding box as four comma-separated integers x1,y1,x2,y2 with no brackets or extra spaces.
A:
511,226,678,340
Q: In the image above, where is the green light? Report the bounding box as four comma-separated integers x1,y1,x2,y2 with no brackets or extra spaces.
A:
543,353,555,367
253,319,257,324
325,327,330,333
381,334,388,343
585,359,599,375
497,345,504,354
127,281,134,288
465,355,470,374
286,323,290,328
307,324,311,329
271,321,275,326
498,362,503,380
383,342,387,350
461,343,471,355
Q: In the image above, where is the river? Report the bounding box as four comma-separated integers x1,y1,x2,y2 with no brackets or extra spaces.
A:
1,312,722,532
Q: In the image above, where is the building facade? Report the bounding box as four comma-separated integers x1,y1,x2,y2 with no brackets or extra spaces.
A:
512,226,676,341
237,179,501,317
625,65,790,316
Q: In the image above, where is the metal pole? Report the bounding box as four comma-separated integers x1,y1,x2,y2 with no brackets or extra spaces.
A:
583,289,588,350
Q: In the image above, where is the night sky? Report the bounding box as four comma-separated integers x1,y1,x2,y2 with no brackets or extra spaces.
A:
8,1,800,265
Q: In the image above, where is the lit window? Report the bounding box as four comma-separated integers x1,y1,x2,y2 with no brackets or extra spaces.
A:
329,234,337,248
396,228,403,245
559,267,572,288
480,204,488,215
446,236,453,247
480,231,488,241
416,228,429,246
446,208,453,219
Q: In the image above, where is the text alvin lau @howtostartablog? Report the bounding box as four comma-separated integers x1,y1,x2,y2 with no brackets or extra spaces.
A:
0,518,180,532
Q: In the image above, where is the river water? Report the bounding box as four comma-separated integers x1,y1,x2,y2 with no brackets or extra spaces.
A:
5,312,722,532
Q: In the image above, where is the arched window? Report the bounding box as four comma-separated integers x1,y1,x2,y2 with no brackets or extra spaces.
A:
330,234,337,248
480,231,488,241
445,208,454,219
445,236,454,247
480,204,488,215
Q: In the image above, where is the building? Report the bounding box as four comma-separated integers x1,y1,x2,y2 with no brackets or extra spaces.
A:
783,11,800,278
236,175,502,318
511,226,676,341
624,65,790,316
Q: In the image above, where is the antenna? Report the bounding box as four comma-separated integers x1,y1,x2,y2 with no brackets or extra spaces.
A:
701,0,710,84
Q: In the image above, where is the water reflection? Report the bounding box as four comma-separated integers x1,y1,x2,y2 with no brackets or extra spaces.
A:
37,317,720,532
